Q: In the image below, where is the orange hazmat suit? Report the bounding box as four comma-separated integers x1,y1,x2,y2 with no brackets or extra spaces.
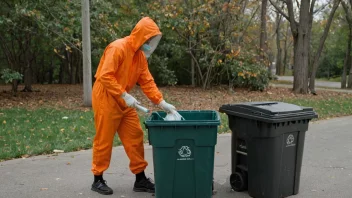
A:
91,17,164,176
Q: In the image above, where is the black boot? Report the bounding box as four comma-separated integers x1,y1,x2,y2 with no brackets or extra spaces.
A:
91,175,113,195
133,171,155,193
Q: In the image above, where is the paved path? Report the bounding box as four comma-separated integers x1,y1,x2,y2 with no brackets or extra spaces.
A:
270,83,352,93
1,116,352,198
277,76,342,89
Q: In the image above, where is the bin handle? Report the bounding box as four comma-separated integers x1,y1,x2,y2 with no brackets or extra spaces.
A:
251,102,278,106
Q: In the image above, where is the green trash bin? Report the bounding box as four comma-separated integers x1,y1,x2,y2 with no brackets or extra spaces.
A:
144,110,220,198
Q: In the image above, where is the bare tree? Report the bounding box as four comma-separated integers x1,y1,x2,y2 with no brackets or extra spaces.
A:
269,0,317,93
341,26,351,88
275,1,284,75
283,21,293,75
342,0,352,88
309,0,341,94
260,0,268,63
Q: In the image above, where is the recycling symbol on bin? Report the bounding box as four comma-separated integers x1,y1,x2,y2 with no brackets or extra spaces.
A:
178,146,192,158
287,134,295,145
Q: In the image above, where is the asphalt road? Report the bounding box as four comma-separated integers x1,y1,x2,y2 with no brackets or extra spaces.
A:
1,116,352,198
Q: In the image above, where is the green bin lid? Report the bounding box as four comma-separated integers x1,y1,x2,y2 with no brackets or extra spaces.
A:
219,101,318,123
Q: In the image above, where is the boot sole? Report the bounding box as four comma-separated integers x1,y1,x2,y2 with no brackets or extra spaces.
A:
91,186,113,195
133,187,155,193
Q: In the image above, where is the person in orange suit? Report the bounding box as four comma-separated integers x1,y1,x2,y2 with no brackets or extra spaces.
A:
90,17,178,195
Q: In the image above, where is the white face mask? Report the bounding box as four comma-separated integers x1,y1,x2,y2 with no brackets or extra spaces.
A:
141,35,162,58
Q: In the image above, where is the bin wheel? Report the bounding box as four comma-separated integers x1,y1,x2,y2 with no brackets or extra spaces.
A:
230,172,247,192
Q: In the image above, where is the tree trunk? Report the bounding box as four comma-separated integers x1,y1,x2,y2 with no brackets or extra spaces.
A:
259,0,268,63
70,50,76,84
342,27,351,89
39,53,45,84
290,0,311,94
293,32,309,94
12,79,18,97
269,0,317,94
77,54,82,84
22,61,33,92
347,55,352,89
191,58,195,86
348,57,352,88
65,50,72,84
275,9,283,75
49,56,54,84
75,49,81,84
343,0,352,88
283,22,290,75
59,62,64,84
190,38,195,87
309,0,340,93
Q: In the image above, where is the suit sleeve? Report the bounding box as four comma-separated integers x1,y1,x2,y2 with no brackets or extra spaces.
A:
98,46,126,98
137,60,163,105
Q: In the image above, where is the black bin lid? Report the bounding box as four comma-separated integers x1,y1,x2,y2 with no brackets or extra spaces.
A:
219,101,318,123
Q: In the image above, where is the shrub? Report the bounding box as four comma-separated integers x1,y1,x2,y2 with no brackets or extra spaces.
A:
148,55,178,86
227,53,270,91
1,69,23,84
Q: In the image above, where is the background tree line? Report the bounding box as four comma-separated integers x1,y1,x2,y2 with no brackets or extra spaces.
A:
1,0,352,95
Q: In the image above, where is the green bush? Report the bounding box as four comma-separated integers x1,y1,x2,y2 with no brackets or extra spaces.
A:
227,54,270,91
148,55,178,86
0,69,23,84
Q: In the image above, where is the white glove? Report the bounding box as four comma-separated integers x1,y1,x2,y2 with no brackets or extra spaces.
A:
159,100,176,113
121,92,140,107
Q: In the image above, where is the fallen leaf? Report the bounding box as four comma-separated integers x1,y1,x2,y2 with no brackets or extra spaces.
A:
66,162,71,165
22,154,30,158
2,120,6,124
40,188,48,191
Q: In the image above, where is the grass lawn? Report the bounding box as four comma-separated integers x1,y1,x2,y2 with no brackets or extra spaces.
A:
1,84,352,161
0,108,96,160
317,76,345,82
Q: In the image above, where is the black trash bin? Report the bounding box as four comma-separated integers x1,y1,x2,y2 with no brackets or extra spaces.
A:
219,102,318,198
